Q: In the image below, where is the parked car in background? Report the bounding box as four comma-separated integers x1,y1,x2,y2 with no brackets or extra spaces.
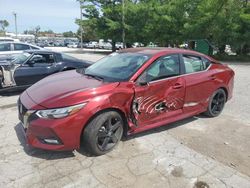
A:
115,42,124,50
103,42,112,50
0,37,20,42
18,48,234,155
0,50,92,92
67,42,78,48
77,42,89,48
36,42,46,48
0,42,43,56
132,42,144,48
147,42,158,47
87,41,99,48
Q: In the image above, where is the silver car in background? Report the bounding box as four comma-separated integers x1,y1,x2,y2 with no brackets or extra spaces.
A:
0,42,43,56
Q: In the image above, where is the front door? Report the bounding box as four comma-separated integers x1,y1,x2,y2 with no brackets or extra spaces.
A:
14,53,56,86
133,54,185,127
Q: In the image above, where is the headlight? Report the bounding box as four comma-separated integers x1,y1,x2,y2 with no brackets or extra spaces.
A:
36,103,87,119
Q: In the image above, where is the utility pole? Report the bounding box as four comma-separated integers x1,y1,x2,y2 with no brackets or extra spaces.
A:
13,12,17,38
79,1,83,49
122,0,125,48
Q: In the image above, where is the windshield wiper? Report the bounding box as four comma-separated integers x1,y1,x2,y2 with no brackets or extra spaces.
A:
84,73,104,81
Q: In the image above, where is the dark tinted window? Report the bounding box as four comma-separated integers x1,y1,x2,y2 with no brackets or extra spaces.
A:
183,55,205,73
29,53,55,64
140,54,180,82
0,43,11,51
14,43,31,50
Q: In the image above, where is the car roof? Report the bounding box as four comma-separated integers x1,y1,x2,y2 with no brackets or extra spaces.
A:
0,41,42,48
24,49,55,53
119,47,217,62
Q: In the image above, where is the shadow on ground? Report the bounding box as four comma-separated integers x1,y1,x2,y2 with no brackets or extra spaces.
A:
14,123,77,160
0,89,24,96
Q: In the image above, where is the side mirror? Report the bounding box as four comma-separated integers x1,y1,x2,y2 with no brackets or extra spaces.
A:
137,72,149,86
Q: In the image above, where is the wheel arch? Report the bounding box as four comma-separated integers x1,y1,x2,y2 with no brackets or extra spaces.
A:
79,107,129,146
218,86,228,101
62,67,75,71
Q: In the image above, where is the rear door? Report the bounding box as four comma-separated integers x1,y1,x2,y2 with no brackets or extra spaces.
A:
133,54,185,127
14,52,57,86
181,54,217,113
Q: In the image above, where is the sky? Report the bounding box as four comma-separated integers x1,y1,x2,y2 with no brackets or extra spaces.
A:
0,0,80,33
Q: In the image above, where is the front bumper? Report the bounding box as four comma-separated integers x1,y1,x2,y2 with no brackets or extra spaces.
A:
18,92,87,151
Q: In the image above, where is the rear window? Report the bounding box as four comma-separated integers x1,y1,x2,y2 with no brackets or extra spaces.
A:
14,44,31,50
183,55,210,73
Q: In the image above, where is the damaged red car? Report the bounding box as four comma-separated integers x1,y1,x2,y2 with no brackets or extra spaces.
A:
18,48,234,155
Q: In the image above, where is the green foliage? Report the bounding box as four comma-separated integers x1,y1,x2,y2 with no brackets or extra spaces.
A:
63,31,75,38
76,0,250,54
0,20,9,32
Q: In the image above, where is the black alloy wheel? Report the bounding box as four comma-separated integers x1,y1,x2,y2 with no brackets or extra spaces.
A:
204,89,226,117
83,111,124,155
97,116,123,151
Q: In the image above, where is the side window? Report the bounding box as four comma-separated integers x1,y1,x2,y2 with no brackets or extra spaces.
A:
0,43,11,51
141,54,180,82
30,54,55,64
14,44,31,50
202,58,211,69
183,55,205,73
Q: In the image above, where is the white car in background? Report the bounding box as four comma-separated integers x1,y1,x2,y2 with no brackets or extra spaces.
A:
115,42,124,50
0,37,20,42
103,42,112,50
0,42,42,56
87,41,99,48
67,42,78,48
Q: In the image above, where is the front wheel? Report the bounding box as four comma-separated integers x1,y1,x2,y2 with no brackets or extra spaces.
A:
204,89,226,117
82,111,124,156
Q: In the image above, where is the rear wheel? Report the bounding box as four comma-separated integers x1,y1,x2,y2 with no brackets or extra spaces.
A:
82,111,124,156
204,89,226,117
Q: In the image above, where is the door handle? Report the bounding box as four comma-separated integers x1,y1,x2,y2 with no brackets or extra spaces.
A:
209,75,216,80
172,83,183,89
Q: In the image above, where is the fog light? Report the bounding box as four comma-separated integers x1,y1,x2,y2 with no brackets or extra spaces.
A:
43,138,60,145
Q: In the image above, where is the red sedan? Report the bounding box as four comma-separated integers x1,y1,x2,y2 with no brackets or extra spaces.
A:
18,48,234,155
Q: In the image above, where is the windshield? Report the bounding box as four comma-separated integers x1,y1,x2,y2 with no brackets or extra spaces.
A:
85,52,151,82
12,52,31,64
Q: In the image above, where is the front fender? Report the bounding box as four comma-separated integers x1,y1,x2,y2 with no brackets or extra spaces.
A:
75,82,135,148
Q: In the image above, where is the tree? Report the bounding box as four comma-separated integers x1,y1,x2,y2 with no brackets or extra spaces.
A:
63,31,75,38
76,0,125,51
76,0,250,55
0,20,9,32
34,26,40,43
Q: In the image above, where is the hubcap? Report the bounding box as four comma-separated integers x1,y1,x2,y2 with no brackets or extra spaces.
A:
211,91,225,115
97,116,123,151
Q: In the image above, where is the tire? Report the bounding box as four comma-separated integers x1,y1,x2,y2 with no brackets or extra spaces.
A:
82,111,124,156
204,89,226,117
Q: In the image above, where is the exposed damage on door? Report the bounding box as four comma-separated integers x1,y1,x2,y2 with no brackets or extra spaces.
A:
132,95,184,118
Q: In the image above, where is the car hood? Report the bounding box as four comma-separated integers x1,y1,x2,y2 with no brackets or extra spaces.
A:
26,70,119,108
